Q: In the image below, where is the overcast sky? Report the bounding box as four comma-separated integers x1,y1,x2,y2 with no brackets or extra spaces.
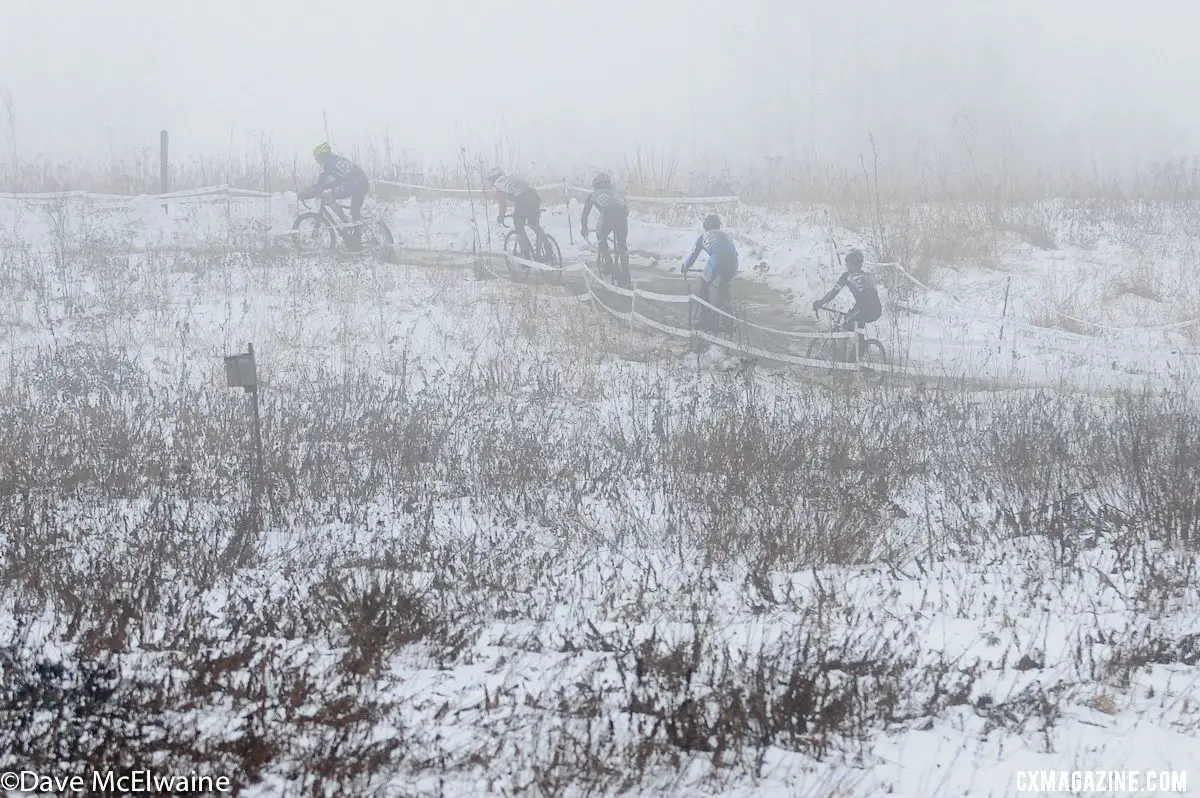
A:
2,0,1197,177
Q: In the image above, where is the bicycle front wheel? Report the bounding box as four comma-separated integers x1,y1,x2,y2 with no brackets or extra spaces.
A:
805,335,834,363
505,230,529,280
292,213,336,252
540,233,563,285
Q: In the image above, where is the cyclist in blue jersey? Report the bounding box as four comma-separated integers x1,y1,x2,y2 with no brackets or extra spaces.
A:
580,172,629,276
487,168,543,260
682,214,739,330
813,249,882,331
300,142,370,250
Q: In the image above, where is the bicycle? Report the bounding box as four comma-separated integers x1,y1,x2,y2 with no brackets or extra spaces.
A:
682,268,737,340
805,306,889,386
583,226,631,288
292,190,394,255
502,211,563,283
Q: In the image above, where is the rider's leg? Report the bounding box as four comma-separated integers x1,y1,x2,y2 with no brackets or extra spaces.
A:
513,211,533,259
596,217,612,266
328,190,349,223
700,255,728,332
513,194,536,259
528,192,543,234
347,184,367,251
842,307,863,361
614,213,629,270
697,277,715,332
715,263,734,309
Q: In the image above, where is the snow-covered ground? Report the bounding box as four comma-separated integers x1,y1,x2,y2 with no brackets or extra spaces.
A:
377,194,1200,392
0,192,1198,796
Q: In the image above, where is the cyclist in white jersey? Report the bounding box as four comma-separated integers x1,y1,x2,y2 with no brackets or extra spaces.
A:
579,172,629,274
487,168,543,260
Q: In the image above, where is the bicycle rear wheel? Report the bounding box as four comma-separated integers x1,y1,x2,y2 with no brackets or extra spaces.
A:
597,249,615,281
856,338,889,387
362,219,394,256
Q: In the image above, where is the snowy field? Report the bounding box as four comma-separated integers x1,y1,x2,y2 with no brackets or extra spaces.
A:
0,190,1198,796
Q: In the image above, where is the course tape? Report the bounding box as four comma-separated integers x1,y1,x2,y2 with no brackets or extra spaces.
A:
873,261,1200,345
691,295,855,341
373,179,739,206
580,261,636,298
0,184,274,202
5,182,1193,357
469,247,932,378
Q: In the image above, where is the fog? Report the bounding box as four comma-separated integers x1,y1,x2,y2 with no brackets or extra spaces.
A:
2,0,1197,176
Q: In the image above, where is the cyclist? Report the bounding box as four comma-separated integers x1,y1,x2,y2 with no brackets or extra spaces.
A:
681,214,739,332
579,172,629,276
812,248,882,332
487,168,543,260
300,142,369,250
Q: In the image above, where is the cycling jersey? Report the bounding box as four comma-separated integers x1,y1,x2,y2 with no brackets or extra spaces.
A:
493,175,535,198
682,230,739,276
581,188,628,219
836,269,880,309
315,155,366,192
581,187,628,235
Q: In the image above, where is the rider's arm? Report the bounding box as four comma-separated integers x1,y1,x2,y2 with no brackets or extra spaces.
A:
314,163,341,192
580,193,595,230
681,236,704,271
816,272,848,306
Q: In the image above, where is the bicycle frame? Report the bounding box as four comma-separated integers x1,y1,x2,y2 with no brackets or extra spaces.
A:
584,227,620,264
814,307,868,362
299,194,370,231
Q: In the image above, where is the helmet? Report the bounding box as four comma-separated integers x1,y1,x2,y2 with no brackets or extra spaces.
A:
703,214,721,231
845,249,864,268
592,172,612,189
313,142,332,160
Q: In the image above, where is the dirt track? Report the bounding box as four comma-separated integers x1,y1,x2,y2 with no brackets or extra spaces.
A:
392,244,830,369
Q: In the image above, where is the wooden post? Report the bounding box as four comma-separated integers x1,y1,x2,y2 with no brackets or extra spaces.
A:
247,343,265,490
159,130,169,213
687,283,699,360
224,343,265,495
628,278,636,332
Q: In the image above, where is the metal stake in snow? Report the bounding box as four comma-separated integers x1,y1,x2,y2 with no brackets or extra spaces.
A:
160,130,169,214
564,178,574,246
998,276,1012,354
224,343,265,493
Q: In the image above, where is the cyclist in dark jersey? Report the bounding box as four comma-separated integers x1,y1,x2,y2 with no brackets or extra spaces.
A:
682,214,739,331
301,142,370,250
487,168,542,260
580,173,629,275
813,249,882,331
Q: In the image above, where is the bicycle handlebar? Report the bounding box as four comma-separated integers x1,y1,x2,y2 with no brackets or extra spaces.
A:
813,306,851,324
297,190,352,209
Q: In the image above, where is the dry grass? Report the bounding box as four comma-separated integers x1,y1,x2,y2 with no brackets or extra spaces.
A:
2,158,1200,792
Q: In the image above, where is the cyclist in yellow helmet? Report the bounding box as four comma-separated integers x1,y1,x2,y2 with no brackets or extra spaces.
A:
301,142,370,250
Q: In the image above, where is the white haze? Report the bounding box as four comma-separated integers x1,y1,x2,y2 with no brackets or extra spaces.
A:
1,0,1197,178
